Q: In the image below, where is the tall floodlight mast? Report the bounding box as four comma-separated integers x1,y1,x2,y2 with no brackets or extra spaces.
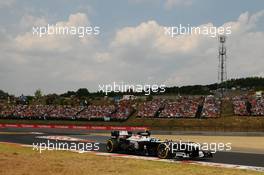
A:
218,35,227,97
218,35,227,118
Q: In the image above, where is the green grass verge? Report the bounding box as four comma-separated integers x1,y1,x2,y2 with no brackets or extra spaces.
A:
1,115,264,132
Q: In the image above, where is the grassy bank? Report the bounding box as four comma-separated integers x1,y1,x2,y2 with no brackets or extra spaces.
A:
0,143,262,175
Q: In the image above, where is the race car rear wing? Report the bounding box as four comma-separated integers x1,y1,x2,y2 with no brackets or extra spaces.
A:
111,131,132,138
111,130,151,138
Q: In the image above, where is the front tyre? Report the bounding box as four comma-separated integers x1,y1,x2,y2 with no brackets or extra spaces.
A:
106,139,118,153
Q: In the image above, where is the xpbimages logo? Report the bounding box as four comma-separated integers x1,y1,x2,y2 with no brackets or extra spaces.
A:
32,140,100,153
98,82,166,95
163,141,232,154
32,24,100,38
164,24,232,38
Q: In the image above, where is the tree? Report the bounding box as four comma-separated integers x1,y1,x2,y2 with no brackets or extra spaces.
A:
34,89,43,99
76,88,89,97
146,95,153,101
60,91,76,97
0,90,9,99
45,94,58,105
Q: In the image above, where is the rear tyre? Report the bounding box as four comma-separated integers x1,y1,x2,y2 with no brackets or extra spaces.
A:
106,139,118,153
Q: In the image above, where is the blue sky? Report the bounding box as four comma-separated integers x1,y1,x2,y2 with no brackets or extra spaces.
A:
2,0,264,34
0,0,264,95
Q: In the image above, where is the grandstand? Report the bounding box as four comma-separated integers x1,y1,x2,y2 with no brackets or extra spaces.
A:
0,99,133,121
232,95,264,116
137,99,165,118
159,97,203,118
0,95,263,121
201,96,221,118
76,105,115,120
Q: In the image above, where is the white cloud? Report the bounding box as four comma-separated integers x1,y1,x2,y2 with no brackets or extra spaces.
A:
0,13,105,95
1,10,264,95
111,20,202,55
15,13,95,52
109,11,264,86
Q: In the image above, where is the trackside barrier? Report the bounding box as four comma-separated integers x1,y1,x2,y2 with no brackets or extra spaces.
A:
0,123,148,131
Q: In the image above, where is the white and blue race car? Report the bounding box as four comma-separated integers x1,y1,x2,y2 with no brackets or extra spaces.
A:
106,131,213,159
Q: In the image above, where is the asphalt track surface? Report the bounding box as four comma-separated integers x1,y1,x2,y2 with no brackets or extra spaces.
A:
0,128,263,168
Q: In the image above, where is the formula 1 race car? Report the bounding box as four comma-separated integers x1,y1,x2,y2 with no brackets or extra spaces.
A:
106,131,213,159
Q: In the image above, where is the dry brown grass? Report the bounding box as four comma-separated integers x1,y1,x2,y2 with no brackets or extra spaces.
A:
0,143,263,175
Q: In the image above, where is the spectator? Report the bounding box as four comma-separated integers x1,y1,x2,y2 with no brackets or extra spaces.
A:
201,96,220,118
